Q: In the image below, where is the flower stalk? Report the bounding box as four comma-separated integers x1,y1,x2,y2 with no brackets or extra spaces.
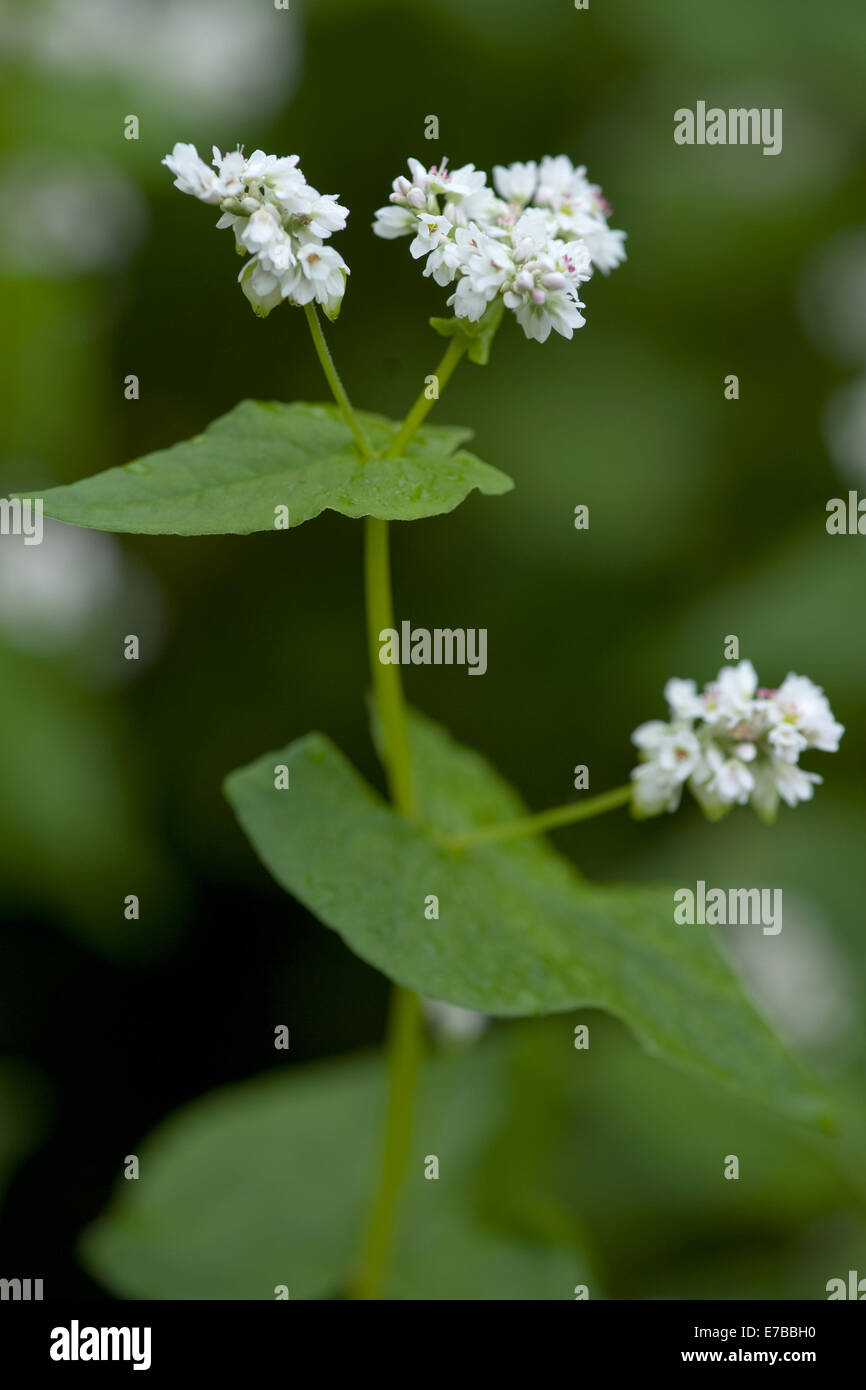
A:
386,334,469,458
304,303,374,457
443,783,633,852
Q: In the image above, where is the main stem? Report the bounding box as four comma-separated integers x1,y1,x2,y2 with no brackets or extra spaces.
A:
353,984,424,1300
303,312,471,1298
354,336,471,1300
354,515,419,1300
364,516,415,816
445,784,633,852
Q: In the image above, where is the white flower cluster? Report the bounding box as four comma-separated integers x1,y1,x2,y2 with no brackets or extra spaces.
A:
373,155,626,343
630,661,844,821
162,142,349,319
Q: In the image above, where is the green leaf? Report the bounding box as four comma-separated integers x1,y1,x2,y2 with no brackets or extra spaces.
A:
430,297,506,365
225,712,826,1127
24,402,513,535
81,1039,590,1300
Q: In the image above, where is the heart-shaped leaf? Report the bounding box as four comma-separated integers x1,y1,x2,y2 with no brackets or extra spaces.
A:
24,402,512,535
224,711,826,1127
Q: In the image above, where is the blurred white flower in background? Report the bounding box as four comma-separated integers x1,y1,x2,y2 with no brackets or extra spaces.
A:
822,376,866,488
0,0,297,120
798,229,866,490
0,520,119,648
0,156,147,278
727,897,860,1067
422,997,488,1043
0,516,164,685
798,228,866,369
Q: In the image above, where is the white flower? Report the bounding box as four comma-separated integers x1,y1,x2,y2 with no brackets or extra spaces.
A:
536,154,581,203
767,721,808,762
660,729,701,781
446,225,511,320
424,160,488,200
492,160,538,204
304,193,349,239
773,759,823,808
239,151,310,217
162,142,223,202
664,677,704,721
444,186,503,230
512,288,585,343
244,149,300,181
211,146,246,197
372,205,417,239
631,761,682,817
631,722,700,783
409,213,452,260
239,258,283,317
450,275,493,322
284,241,349,317
237,203,283,255
703,746,755,805
499,218,592,342
510,207,552,258
581,223,628,274
629,661,842,821
772,673,845,752
372,151,625,344
704,659,759,727
164,140,350,318
423,233,467,287
631,720,670,751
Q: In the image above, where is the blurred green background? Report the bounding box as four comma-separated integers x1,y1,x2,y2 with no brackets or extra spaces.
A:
1,0,865,1298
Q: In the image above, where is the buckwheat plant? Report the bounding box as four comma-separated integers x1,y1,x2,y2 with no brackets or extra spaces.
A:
27,145,842,1301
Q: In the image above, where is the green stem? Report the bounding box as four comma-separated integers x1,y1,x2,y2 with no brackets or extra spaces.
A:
444,784,633,852
354,515,419,1300
353,330,473,1299
364,517,415,816
386,334,469,457
304,302,373,457
353,985,424,1300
